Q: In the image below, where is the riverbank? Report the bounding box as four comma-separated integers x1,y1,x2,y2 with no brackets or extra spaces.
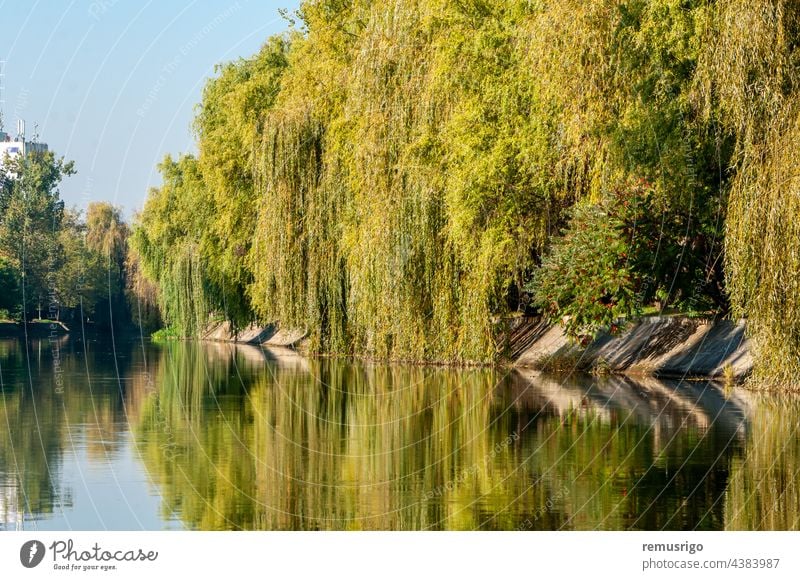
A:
512,315,751,381
201,321,307,348
200,315,752,381
0,320,70,338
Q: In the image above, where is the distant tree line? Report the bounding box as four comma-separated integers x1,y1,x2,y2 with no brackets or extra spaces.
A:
0,150,138,330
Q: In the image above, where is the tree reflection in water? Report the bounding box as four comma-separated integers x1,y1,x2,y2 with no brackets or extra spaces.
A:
1,337,796,530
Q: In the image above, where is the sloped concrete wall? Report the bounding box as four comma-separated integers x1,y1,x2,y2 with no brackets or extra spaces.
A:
514,316,752,379
201,322,307,348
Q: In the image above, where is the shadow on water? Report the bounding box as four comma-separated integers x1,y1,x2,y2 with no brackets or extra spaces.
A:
1,337,798,530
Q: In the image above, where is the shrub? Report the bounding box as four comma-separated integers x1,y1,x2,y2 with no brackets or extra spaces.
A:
529,204,638,341
151,326,180,342
527,180,664,341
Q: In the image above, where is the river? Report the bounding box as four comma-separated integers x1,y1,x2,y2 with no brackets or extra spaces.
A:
0,336,797,530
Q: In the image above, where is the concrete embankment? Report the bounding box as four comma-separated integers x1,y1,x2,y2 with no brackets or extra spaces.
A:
511,316,752,380
202,315,751,380
201,321,307,348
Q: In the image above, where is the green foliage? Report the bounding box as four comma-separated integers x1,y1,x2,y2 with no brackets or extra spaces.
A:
131,155,214,337
0,150,73,317
151,326,180,342
531,175,725,340
132,37,294,337
0,151,135,325
125,242,162,333
698,0,800,384
242,0,732,362
84,202,130,327
138,0,800,375
247,0,581,361
53,209,107,316
86,202,128,265
530,202,638,341
0,256,20,315
192,36,292,324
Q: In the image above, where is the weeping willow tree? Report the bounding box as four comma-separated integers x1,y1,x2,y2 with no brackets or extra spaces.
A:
124,243,162,333
131,156,214,337
131,37,293,336
246,0,729,362
249,1,493,361
192,35,293,324
249,1,606,361
696,0,800,384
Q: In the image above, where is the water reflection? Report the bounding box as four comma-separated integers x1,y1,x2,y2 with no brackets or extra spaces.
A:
0,337,797,530
725,394,800,530
0,337,167,530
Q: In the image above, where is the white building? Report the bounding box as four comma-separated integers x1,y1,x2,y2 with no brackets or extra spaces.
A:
0,127,48,174
0,130,23,162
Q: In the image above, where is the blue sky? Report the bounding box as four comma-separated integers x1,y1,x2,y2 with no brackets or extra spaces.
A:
0,0,299,216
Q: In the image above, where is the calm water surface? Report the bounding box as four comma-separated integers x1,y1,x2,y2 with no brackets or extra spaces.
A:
0,336,797,530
